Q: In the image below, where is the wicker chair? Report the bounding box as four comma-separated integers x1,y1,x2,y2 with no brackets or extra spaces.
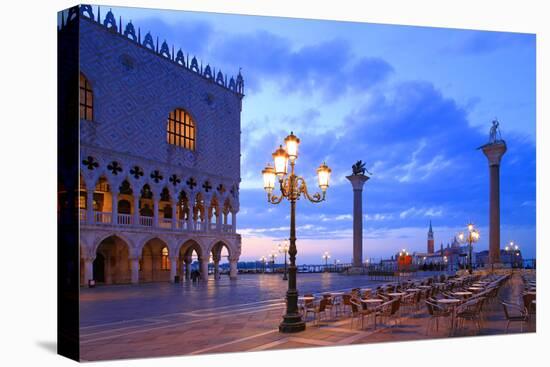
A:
455,297,485,333
501,301,529,332
425,300,451,335
373,300,394,329
350,299,373,330
301,293,316,320
312,298,330,326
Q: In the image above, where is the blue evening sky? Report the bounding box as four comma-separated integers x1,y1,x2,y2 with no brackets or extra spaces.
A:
108,6,536,263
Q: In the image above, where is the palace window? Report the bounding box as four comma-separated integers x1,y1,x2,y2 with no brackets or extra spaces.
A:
161,247,170,270
167,108,195,150
79,73,93,120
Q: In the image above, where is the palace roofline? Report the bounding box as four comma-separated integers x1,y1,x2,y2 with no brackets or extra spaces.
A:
59,5,245,97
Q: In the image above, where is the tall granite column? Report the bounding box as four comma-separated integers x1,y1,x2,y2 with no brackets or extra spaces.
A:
346,174,370,267
481,141,507,265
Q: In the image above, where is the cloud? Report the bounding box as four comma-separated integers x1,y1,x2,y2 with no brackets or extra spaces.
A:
447,31,535,55
399,207,443,219
212,32,393,98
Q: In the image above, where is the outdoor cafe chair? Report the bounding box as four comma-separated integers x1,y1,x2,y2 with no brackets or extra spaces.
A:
301,293,316,320
312,298,330,327
341,293,354,316
501,301,529,332
373,300,394,330
522,292,536,315
350,298,373,330
455,297,485,333
425,300,451,335
401,292,416,314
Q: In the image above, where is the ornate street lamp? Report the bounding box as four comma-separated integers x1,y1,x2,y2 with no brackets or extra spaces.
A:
261,131,331,333
322,251,331,271
457,223,480,274
278,241,289,280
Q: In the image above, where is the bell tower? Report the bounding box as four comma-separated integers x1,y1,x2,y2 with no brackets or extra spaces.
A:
427,220,434,254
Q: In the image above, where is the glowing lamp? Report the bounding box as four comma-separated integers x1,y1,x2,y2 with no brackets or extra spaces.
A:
272,145,289,178
316,162,332,192
262,164,276,194
284,131,300,161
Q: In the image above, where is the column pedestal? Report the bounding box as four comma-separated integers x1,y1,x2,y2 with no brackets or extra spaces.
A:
480,142,507,265
346,175,370,268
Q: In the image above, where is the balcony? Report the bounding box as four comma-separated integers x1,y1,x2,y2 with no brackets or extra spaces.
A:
79,209,236,234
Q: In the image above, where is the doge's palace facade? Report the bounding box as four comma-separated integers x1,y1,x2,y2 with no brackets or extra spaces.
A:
65,5,244,286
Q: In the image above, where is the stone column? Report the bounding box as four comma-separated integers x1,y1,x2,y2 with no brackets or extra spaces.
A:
170,257,177,282
86,189,94,224
213,259,220,280
346,175,370,268
130,257,140,284
216,209,222,232
133,194,140,226
229,258,238,279
153,198,159,228
84,257,94,286
231,211,237,233
481,142,507,265
111,192,118,225
171,202,177,230
200,258,209,281
204,206,210,232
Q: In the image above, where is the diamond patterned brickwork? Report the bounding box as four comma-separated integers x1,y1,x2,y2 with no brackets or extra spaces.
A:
79,18,242,182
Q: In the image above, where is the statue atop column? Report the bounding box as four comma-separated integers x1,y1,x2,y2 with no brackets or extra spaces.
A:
488,119,504,144
351,160,372,176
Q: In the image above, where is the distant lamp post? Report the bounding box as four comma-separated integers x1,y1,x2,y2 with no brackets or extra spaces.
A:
505,241,521,268
443,255,448,272
458,223,480,274
269,251,277,272
322,251,331,271
260,256,267,274
278,242,289,280
261,131,331,333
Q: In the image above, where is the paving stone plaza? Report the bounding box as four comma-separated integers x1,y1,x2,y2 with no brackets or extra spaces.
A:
79,272,535,361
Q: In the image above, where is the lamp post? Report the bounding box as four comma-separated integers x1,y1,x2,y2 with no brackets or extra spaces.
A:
505,241,520,268
260,256,267,274
269,251,277,273
322,251,330,272
262,131,332,333
458,223,480,274
278,242,289,280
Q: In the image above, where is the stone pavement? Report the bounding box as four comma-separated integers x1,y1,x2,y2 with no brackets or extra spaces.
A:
80,272,534,361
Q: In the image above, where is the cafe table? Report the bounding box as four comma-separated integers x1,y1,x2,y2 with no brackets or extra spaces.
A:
418,285,432,289
468,287,483,292
406,288,421,292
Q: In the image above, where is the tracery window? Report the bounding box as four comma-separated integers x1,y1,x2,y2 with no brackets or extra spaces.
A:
79,73,93,120
167,108,195,150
